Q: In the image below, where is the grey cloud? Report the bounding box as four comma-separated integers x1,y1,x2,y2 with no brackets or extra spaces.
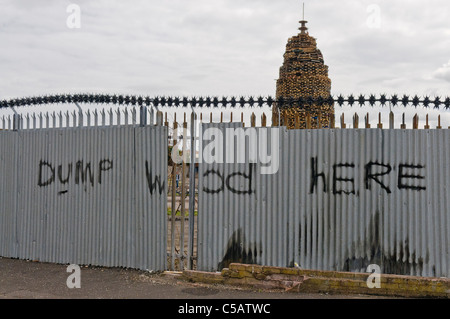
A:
1,0,450,99
433,60,450,82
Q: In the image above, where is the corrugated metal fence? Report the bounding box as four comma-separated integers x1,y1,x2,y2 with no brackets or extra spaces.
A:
0,115,167,271
197,125,450,278
1,107,449,278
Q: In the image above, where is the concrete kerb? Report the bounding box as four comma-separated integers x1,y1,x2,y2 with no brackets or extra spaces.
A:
181,263,450,298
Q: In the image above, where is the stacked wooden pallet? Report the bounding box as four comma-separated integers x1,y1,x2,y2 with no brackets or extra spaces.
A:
274,22,334,129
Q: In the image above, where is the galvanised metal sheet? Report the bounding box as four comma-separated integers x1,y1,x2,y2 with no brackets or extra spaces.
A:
0,125,167,271
0,130,19,257
197,126,450,278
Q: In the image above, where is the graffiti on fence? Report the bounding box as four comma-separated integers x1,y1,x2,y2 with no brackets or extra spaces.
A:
38,159,166,195
309,157,426,195
202,163,256,195
38,159,113,191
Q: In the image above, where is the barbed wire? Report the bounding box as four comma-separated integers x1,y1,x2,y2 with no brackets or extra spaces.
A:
1,94,450,109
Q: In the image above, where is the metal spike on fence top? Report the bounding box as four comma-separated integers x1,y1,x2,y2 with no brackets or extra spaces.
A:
25,113,30,130
86,109,91,127
52,111,56,128
424,114,430,129
401,113,406,129
389,111,394,129
93,109,98,127
116,108,121,126
65,111,70,128
58,111,62,128
123,108,129,126
45,112,50,129
1,93,450,110
100,108,106,126
78,109,83,127
132,107,136,125
72,110,76,127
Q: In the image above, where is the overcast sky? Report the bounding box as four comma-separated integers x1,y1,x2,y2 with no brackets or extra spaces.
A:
0,0,449,126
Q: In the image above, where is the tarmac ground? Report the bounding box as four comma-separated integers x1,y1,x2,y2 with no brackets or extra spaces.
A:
0,256,391,299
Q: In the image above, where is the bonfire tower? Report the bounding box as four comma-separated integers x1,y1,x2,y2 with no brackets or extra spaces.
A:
274,12,334,129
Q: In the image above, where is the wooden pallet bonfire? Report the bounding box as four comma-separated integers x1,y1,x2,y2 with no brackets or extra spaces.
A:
273,20,334,129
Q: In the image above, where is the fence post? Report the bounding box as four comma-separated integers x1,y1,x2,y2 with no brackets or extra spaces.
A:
52,111,57,128
87,110,93,127
149,106,154,125
156,111,163,126
93,109,98,127
272,107,279,127
164,112,169,127
424,114,430,129
389,111,394,129
131,107,136,125
45,112,50,128
353,113,359,128
377,113,383,129
140,105,147,126
124,108,128,126
78,109,83,127
26,114,31,129
401,113,406,129
12,113,20,131
340,114,346,129
188,111,197,270
179,114,188,270
437,115,442,129
412,114,419,129
170,115,178,270
365,113,371,128
108,108,113,126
